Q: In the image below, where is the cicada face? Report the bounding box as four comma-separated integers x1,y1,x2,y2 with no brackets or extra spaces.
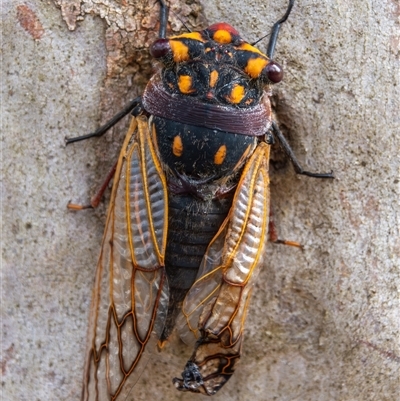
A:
81,2,302,400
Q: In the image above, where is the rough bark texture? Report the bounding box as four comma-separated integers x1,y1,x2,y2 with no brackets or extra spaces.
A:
2,0,399,400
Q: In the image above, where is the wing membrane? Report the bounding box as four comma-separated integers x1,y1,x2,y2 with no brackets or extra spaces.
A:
82,116,169,401
175,142,271,395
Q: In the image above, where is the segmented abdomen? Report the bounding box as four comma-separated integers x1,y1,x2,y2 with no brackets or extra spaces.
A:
161,192,234,340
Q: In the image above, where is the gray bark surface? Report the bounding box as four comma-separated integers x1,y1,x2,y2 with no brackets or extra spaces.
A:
2,0,399,400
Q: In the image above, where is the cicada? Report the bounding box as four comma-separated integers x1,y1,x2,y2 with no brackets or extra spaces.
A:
68,0,333,398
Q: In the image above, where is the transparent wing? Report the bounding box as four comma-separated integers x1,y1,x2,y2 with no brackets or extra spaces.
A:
82,116,169,401
175,142,271,395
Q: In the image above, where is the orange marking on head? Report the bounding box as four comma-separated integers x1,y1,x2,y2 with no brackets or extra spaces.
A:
213,29,232,44
214,145,227,165
227,84,245,104
207,23,240,37
170,32,204,41
209,70,219,88
245,57,269,79
172,136,183,157
237,42,266,57
170,40,190,62
178,75,195,94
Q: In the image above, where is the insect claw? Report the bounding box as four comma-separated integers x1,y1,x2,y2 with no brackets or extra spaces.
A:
67,202,93,210
173,361,204,392
298,170,335,179
274,239,304,249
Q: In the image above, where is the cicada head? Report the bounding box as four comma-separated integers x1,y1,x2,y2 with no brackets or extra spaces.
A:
149,23,283,109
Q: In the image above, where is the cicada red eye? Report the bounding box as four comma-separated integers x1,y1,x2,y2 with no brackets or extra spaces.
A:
264,61,284,83
150,38,171,59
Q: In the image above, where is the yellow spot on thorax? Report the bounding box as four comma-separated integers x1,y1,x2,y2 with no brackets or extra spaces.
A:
214,145,227,165
172,136,183,157
170,40,190,62
210,70,219,88
169,32,204,63
178,75,194,94
170,32,204,41
227,84,245,104
237,42,266,56
245,57,269,78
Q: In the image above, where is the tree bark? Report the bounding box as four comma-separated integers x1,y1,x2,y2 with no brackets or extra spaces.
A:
3,0,399,400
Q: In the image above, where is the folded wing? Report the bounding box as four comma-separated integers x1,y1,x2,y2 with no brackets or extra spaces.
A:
175,142,271,395
82,116,169,401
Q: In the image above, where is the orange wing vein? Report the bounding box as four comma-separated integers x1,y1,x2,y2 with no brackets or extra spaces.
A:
82,116,169,401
